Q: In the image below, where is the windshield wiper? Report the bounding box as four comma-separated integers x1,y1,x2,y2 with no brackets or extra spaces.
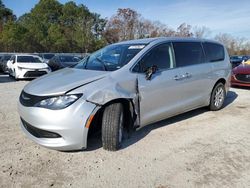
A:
95,57,108,71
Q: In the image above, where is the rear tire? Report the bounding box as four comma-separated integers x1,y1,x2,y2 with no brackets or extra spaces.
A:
102,103,124,151
209,83,226,111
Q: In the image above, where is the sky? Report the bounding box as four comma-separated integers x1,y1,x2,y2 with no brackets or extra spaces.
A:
3,0,250,39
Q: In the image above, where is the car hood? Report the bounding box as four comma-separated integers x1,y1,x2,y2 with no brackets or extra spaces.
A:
17,63,48,69
24,68,109,96
233,64,250,74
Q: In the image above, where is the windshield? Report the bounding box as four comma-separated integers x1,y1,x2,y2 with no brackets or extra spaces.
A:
74,43,146,71
43,54,55,59
59,55,80,62
3,55,11,60
17,56,42,63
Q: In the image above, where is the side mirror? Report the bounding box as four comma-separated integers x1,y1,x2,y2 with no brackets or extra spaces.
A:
145,65,157,80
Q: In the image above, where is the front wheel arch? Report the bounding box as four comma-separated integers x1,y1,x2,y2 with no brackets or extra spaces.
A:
86,98,135,149
102,98,135,132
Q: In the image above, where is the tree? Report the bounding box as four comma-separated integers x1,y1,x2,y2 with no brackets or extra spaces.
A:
104,8,140,43
1,0,106,53
104,8,175,43
214,33,250,55
1,2,250,55
175,23,193,37
0,0,16,32
0,21,28,52
193,26,211,39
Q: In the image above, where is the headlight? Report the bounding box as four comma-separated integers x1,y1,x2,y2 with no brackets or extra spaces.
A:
35,94,82,110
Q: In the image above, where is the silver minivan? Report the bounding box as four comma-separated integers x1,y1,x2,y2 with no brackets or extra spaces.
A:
18,37,231,151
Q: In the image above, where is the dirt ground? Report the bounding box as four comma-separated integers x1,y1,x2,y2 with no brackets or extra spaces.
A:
0,74,250,188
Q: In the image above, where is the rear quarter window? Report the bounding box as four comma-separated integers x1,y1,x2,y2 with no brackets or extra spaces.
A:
203,42,225,62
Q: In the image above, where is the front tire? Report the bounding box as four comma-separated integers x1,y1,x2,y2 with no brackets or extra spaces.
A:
209,83,226,111
102,103,124,151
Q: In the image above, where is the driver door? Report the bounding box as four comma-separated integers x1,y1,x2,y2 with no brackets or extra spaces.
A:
136,43,183,126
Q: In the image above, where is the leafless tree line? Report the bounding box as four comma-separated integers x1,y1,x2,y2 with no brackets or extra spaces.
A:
103,8,250,55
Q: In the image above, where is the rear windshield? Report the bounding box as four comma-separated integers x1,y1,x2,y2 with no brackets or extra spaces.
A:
17,56,42,63
59,56,80,62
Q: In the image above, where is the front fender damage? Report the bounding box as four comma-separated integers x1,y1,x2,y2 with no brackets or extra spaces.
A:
85,75,140,128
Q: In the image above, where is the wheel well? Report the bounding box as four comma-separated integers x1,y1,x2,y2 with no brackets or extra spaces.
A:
215,78,226,86
211,78,226,92
88,98,134,138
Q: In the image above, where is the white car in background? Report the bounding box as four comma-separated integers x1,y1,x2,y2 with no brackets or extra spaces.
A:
7,54,51,80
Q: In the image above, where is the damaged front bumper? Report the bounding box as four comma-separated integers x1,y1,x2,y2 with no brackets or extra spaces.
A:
18,97,98,151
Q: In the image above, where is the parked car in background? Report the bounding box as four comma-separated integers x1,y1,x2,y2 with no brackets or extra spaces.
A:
0,54,4,64
18,37,231,151
0,53,12,73
230,55,243,68
39,53,55,63
242,55,250,62
231,63,250,87
8,54,51,80
48,54,81,71
73,53,89,60
243,59,250,65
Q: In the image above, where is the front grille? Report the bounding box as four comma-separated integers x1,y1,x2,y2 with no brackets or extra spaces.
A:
19,91,48,107
21,118,61,138
235,74,250,83
23,71,47,77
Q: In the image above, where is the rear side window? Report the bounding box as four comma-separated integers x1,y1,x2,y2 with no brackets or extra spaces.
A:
173,42,205,67
203,42,225,62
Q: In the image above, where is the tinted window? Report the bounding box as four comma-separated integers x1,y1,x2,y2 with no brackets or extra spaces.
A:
203,42,225,62
4,55,11,60
230,56,242,61
173,42,205,67
59,56,80,62
136,43,174,72
43,54,55,59
17,56,42,63
1,55,11,61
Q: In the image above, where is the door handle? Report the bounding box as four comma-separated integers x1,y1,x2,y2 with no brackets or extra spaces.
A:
174,75,181,80
174,73,192,81
185,72,192,78
180,73,192,79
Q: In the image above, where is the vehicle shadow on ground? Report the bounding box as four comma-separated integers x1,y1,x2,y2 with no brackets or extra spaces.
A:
0,74,16,83
84,91,238,151
224,90,238,107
